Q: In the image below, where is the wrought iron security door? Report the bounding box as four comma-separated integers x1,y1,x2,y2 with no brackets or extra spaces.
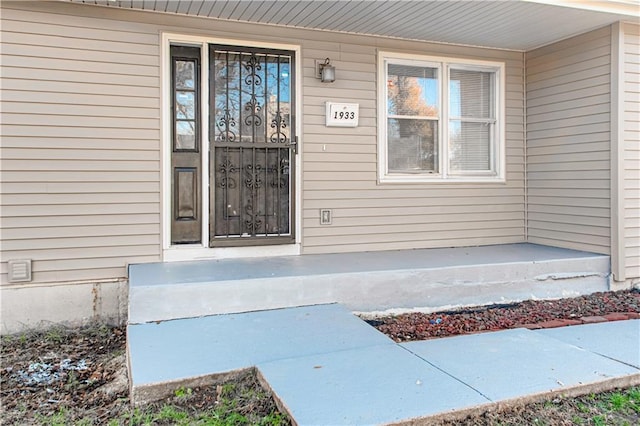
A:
210,45,296,246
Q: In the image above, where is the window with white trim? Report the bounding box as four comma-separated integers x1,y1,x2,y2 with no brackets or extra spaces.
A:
378,52,505,183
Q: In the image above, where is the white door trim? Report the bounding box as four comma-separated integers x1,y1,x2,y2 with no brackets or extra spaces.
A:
161,32,302,261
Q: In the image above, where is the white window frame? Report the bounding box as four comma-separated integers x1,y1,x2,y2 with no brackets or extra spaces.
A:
378,51,505,184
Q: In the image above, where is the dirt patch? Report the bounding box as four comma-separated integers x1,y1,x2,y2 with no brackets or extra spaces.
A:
1,325,289,425
1,324,128,424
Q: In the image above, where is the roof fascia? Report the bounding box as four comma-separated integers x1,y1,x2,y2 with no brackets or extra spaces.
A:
524,0,639,18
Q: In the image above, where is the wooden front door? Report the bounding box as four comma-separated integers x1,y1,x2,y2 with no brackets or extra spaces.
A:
170,46,202,244
170,44,296,247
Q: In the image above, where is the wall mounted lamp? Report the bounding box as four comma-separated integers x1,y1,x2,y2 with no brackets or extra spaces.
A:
316,58,335,83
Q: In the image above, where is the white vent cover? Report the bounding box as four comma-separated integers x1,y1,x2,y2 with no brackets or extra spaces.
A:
8,259,32,282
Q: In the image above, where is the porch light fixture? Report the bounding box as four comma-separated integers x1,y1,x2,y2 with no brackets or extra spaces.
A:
316,58,335,83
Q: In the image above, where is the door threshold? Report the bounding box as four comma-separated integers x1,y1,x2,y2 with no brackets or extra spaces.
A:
163,243,301,262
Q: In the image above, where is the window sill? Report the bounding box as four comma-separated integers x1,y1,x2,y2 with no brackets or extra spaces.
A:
379,174,506,184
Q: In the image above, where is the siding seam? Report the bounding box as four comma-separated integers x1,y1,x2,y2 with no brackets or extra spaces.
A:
610,22,625,281
523,50,528,242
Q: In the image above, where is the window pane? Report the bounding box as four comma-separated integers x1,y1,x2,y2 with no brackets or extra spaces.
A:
175,60,195,90
176,121,196,150
387,64,438,116
449,120,490,171
213,52,241,142
265,56,291,143
450,69,493,119
388,118,438,173
176,91,195,119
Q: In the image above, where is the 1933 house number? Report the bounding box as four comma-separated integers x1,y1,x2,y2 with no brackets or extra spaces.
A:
325,102,359,127
334,111,356,120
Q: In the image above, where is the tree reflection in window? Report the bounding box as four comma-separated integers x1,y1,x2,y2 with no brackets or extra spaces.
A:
212,50,290,145
387,64,439,173
174,59,198,151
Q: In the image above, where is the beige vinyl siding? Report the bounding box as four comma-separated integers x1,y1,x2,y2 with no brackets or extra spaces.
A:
622,22,640,279
0,1,525,284
300,46,525,254
0,3,162,285
525,26,612,255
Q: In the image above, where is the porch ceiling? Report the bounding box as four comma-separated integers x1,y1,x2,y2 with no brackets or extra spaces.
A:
68,0,639,51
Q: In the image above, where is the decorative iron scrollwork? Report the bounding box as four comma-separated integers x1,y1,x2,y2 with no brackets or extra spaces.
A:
217,109,237,142
242,54,264,128
244,201,263,234
245,164,263,189
212,47,292,240
244,55,263,86
268,157,289,188
218,157,238,189
269,110,287,143
244,95,262,127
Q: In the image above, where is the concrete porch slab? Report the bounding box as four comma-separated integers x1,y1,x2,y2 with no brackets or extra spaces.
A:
401,328,639,402
257,344,490,426
537,320,640,368
131,243,605,284
129,243,610,324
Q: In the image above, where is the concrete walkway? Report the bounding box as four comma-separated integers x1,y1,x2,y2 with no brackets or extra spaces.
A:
128,304,640,425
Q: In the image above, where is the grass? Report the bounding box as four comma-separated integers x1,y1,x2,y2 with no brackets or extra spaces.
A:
609,388,640,412
33,380,289,426
442,387,640,426
35,402,283,426
557,387,640,426
112,384,289,426
33,386,639,425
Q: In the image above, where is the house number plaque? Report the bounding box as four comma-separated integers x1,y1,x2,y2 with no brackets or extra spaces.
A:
325,102,359,127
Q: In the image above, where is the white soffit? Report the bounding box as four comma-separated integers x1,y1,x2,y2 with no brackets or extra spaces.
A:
70,0,639,51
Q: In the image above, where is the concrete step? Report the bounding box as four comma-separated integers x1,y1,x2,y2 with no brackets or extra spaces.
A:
128,243,610,324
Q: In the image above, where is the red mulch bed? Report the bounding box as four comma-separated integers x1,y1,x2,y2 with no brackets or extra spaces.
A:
366,289,640,342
